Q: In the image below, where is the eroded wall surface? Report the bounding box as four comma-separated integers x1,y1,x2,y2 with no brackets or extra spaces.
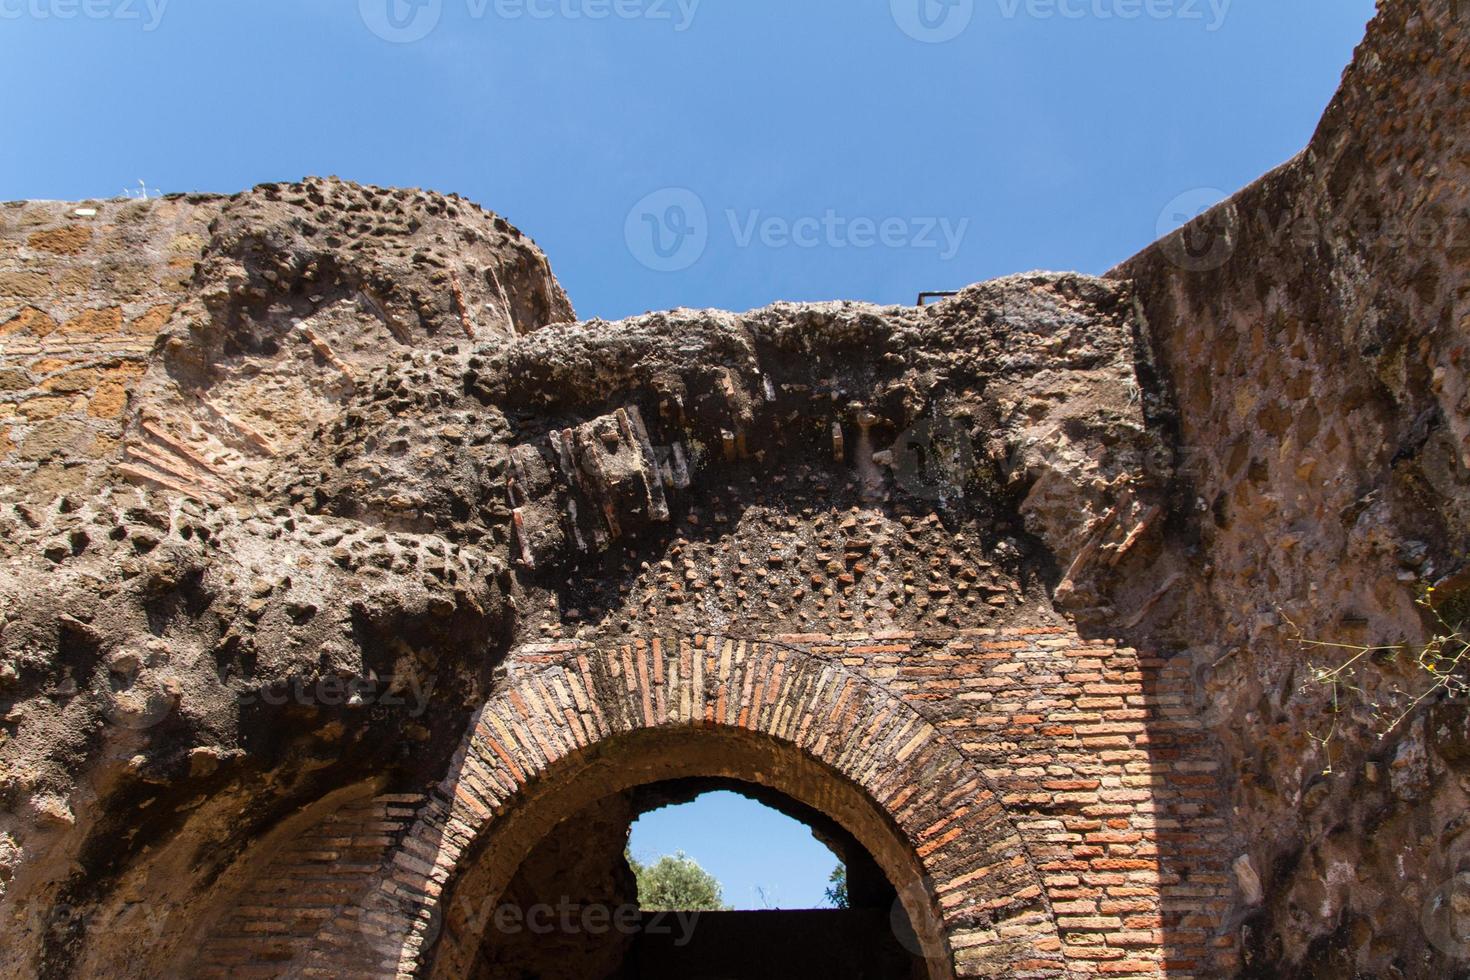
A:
1111,1,1470,973
1,208,1233,977
0,2,1466,978
0,196,220,500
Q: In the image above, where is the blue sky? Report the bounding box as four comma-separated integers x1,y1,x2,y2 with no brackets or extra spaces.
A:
1,0,1374,320
3,0,1375,900
629,791,841,909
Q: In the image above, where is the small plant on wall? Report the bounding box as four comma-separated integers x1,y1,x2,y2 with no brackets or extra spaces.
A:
1292,579,1470,774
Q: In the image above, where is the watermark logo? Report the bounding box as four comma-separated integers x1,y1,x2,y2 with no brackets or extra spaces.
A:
994,0,1231,31
891,0,974,42
888,875,949,962
626,188,971,272
360,0,700,43
891,0,1230,40
626,188,709,272
356,887,444,965
1156,187,1237,272
496,0,701,30
0,0,169,31
360,0,442,43
455,896,701,945
237,673,435,716
96,667,180,732
884,415,978,502
29,901,174,946
1154,175,1470,274
727,209,969,259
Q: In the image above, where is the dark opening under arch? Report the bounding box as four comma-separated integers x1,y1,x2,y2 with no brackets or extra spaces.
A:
471,776,929,979
423,724,954,979
327,639,1061,979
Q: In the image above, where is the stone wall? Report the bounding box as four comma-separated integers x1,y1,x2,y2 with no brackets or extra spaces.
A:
0,178,573,980
1109,1,1470,974
0,230,1236,978
0,3,1467,978
1,178,574,508
0,196,220,500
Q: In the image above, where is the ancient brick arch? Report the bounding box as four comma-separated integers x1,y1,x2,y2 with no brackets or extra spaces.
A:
317,636,1068,979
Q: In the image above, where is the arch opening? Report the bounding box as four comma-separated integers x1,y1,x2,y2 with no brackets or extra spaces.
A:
468,775,929,979
425,725,950,980
345,638,1065,980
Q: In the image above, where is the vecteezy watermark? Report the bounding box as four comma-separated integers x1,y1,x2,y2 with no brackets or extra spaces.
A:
891,0,975,42
95,669,437,731
0,0,168,30
1422,873,1470,959
880,415,979,503
1155,187,1237,273
97,668,182,731
727,210,969,260
355,885,444,964
238,674,436,717
26,901,174,945
892,0,1231,41
1155,182,1470,273
359,0,700,44
995,0,1231,30
359,0,441,42
889,875,949,963
625,188,709,272
625,188,970,272
458,897,702,946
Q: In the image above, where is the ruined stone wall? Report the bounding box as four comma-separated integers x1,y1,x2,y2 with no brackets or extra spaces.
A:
0,231,1243,980
0,178,574,980
0,196,220,500
1,179,574,508
1111,1,1470,974
1,2,1466,978
167,625,1231,979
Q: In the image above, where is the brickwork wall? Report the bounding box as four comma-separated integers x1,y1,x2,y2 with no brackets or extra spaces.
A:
193,792,427,979
0,196,220,500
843,629,1232,976
188,629,1232,979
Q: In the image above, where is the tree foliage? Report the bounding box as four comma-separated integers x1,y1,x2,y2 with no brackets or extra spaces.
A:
629,850,731,911
825,864,849,909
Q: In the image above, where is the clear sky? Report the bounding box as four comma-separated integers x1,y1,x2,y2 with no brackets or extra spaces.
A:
1,0,1375,321
628,791,841,910
3,0,1376,900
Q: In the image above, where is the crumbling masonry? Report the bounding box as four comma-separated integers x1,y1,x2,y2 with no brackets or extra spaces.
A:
1,2,1469,977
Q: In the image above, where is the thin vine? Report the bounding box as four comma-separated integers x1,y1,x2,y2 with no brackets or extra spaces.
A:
1290,584,1470,775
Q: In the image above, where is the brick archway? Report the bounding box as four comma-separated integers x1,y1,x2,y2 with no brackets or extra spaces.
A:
320,636,1067,979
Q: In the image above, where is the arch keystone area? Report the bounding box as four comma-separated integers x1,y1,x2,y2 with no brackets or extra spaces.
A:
309,635,1069,979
